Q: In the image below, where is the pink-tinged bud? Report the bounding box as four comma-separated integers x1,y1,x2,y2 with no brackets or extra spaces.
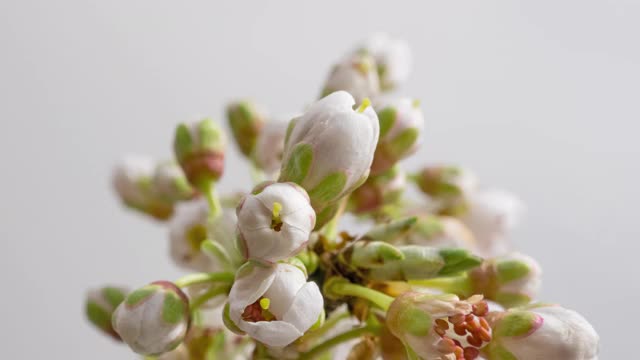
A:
358,33,412,91
226,100,266,157
112,156,174,220
152,161,196,203
412,165,478,216
387,292,491,360
485,305,599,360
236,182,315,263
112,281,190,356
173,118,226,188
371,98,425,175
351,165,406,213
469,253,541,308
86,286,128,340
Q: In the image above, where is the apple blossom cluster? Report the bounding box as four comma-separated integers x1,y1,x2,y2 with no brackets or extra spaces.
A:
86,33,599,360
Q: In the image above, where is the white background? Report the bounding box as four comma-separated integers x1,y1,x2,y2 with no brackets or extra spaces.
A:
1,1,638,358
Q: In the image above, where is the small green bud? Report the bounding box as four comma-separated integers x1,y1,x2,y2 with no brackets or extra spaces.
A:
173,118,227,188
363,216,418,243
411,165,477,215
226,100,266,157
294,249,320,275
340,240,405,269
85,286,128,340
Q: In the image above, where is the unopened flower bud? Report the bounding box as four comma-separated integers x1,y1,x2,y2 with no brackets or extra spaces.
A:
152,161,196,202
85,286,128,340
404,214,476,250
340,240,405,269
112,281,190,355
367,246,482,281
468,253,541,308
350,165,406,213
236,182,315,263
371,98,424,175
412,165,478,215
279,91,379,227
169,199,239,272
226,100,266,157
461,189,524,258
112,156,174,220
387,292,491,360
253,116,290,174
358,33,412,91
364,216,418,243
485,305,599,360
174,118,226,188
321,53,380,103
227,262,323,347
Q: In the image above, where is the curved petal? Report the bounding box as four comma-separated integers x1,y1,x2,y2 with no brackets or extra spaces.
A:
263,264,307,318
238,319,303,347
228,263,277,322
282,281,323,333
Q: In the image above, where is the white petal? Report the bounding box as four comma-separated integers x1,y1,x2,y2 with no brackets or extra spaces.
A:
282,281,323,333
263,264,307,318
238,319,303,347
228,263,277,320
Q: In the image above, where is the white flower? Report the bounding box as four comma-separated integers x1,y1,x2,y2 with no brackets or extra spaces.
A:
322,53,380,103
280,91,379,225
359,33,412,90
253,116,291,174
461,189,524,257
236,182,315,263
228,262,323,347
371,97,425,174
112,281,190,356
169,199,239,272
489,305,599,360
112,155,173,220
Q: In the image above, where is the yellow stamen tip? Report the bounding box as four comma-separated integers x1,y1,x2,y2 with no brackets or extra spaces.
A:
272,202,282,218
412,99,421,108
358,98,371,113
260,298,271,310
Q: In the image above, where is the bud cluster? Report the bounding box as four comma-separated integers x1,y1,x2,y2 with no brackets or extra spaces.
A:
87,33,600,360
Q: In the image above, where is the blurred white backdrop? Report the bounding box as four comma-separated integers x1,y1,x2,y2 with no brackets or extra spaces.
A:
1,0,638,358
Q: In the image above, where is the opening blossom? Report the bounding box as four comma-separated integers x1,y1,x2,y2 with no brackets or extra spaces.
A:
321,53,380,103
236,181,315,263
227,262,323,347
279,91,379,227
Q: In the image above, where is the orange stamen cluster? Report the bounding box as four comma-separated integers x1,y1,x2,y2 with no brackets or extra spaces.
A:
433,300,491,360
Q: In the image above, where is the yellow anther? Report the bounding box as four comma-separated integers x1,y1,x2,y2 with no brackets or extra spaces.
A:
272,202,282,219
357,98,371,113
260,297,271,310
412,99,421,108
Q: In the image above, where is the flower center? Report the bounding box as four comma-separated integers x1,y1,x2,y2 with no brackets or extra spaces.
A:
241,297,275,322
271,202,283,232
186,224,208,251
433,300,491,360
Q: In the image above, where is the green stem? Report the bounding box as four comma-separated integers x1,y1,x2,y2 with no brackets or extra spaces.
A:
201,239,232,270
323,196,349,241
190,285,230,310
298,311,351,349
329,282,394,311
174,271,234,288
200,180,222,220
299,325,379,359
408,275,472,296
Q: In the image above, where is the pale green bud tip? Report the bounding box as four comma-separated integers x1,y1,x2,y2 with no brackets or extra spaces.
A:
173,119,226,186
226,100,265,156
346,241,405,268
438,248,483,276
493,310,543,338
364,216,418,242
496,258,534,284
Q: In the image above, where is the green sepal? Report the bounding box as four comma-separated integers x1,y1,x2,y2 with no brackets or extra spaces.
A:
86,301,112,329
280,143,313,184
308,172,347,205
346,241,405,269
496,259,531,284
364,217,418,243
223,302,245,335
284,118,298,147
162,291,187,324
484,343,518,360
174,123,194,161
198,118,225,152
438,248,483,276
387,128,419,158
494,310,540,338
377,107,397,138
495,292,532,309
125,286,156,306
